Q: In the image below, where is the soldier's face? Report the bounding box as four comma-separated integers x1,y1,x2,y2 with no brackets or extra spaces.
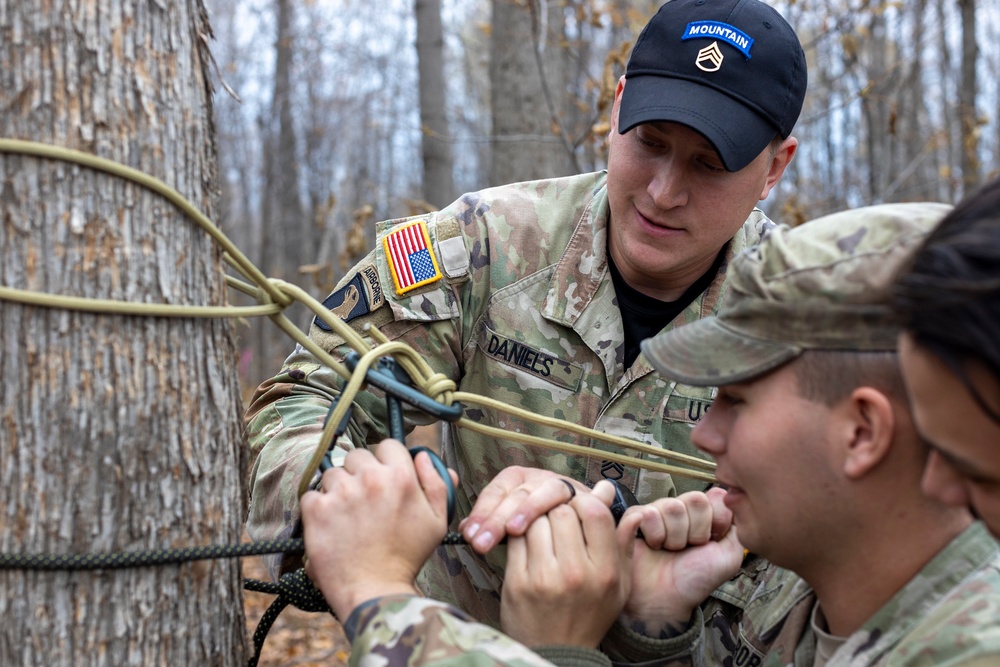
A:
691,360,849,571
900,333,1000,540
604,78,791,300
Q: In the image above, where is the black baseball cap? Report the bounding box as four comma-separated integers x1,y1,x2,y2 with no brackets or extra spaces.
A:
618,0,807,172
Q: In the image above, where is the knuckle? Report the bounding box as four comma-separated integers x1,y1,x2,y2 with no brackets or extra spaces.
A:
580,499,613,523
683,491,711,509
549,504,575,520
662,500,687,520
558,565,587,590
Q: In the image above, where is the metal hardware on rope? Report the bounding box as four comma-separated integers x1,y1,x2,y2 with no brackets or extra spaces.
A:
344,352,461,524
343,351,464,425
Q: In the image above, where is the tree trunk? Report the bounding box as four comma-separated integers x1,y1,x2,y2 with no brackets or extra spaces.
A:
489,0,576,185
861,2,890,201
958,0,980,193
415,0,456,208
0,1,248,664
936,0,960,201
891,0,928,201
254,0,309,383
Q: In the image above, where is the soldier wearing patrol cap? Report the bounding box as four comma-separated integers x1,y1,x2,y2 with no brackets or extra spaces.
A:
245,0,808,627
604,203,1000,666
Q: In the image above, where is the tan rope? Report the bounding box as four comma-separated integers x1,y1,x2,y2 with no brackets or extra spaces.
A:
0,138,717,498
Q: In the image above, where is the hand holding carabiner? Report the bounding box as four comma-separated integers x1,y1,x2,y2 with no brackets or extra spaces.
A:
302,439,458,620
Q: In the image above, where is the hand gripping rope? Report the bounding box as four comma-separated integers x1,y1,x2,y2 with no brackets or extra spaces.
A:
0,138,716,666
316,352,461,525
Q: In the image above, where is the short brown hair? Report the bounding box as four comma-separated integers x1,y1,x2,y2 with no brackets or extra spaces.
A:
793,350,907,407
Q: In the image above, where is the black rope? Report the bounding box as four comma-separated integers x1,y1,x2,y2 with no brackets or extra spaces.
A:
0,533,467,572
245,568,331,667
0,538,305,570
0,532,469,667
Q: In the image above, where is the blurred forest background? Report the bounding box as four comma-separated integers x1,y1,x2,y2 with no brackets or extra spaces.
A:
202,0,1000,394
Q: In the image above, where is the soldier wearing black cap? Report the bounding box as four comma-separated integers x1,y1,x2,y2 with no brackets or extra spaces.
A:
247,0,810,645
619,0,806,172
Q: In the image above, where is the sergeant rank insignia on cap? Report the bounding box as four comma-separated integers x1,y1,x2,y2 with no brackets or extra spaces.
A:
383,220,443,295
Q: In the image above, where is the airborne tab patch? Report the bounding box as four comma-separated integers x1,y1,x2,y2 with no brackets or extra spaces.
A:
383,220,443,296
314,263,384,331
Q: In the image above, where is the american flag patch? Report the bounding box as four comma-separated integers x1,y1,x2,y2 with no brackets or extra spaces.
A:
382,220,443,295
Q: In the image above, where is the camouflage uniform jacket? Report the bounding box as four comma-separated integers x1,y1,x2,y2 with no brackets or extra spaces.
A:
601,522,1000,667
245,171,772,627
343,595,611,667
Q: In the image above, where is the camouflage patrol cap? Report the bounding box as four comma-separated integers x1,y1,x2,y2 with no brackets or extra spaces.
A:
641,202,952,385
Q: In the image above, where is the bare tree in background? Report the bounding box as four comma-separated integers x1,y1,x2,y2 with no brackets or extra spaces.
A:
0,1,248,664
958,0,980,190
416,0,457,208
254,0,312,383
489,0,577,184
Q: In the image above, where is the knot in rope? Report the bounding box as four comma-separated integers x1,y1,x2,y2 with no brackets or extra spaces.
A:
414,370,457,405
244,568,330,667
264,568,331,613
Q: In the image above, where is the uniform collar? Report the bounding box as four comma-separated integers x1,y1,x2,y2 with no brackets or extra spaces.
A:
831,521,999,665
541,173,612,326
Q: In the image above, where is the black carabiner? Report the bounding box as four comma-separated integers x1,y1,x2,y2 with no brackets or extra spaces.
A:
409,446,457,526
318,395,354,473
343,352,463,423
319,355,458,527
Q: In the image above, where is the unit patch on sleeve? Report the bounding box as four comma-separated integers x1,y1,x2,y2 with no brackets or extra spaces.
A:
314,263,384,331
383,220,443,296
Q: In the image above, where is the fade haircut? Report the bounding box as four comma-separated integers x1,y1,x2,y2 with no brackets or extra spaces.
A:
793,350,907,407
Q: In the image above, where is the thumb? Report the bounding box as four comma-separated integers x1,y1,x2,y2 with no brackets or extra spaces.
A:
705,486,734,541
591,479,618,507
718,524,746,572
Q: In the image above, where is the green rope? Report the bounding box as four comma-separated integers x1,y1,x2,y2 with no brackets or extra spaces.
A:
0,138,287,308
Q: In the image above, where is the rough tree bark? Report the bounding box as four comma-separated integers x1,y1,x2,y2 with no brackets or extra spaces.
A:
0,1,248,665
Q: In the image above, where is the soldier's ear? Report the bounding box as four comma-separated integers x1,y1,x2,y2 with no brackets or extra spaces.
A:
842,387,894,480
758,137,797,201
610,76,626,137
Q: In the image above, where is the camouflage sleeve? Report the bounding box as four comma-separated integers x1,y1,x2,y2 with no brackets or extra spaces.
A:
600,608,702,667
600,556,786,667
947,658,1000,667
345,595,611,667
244,221,467,578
